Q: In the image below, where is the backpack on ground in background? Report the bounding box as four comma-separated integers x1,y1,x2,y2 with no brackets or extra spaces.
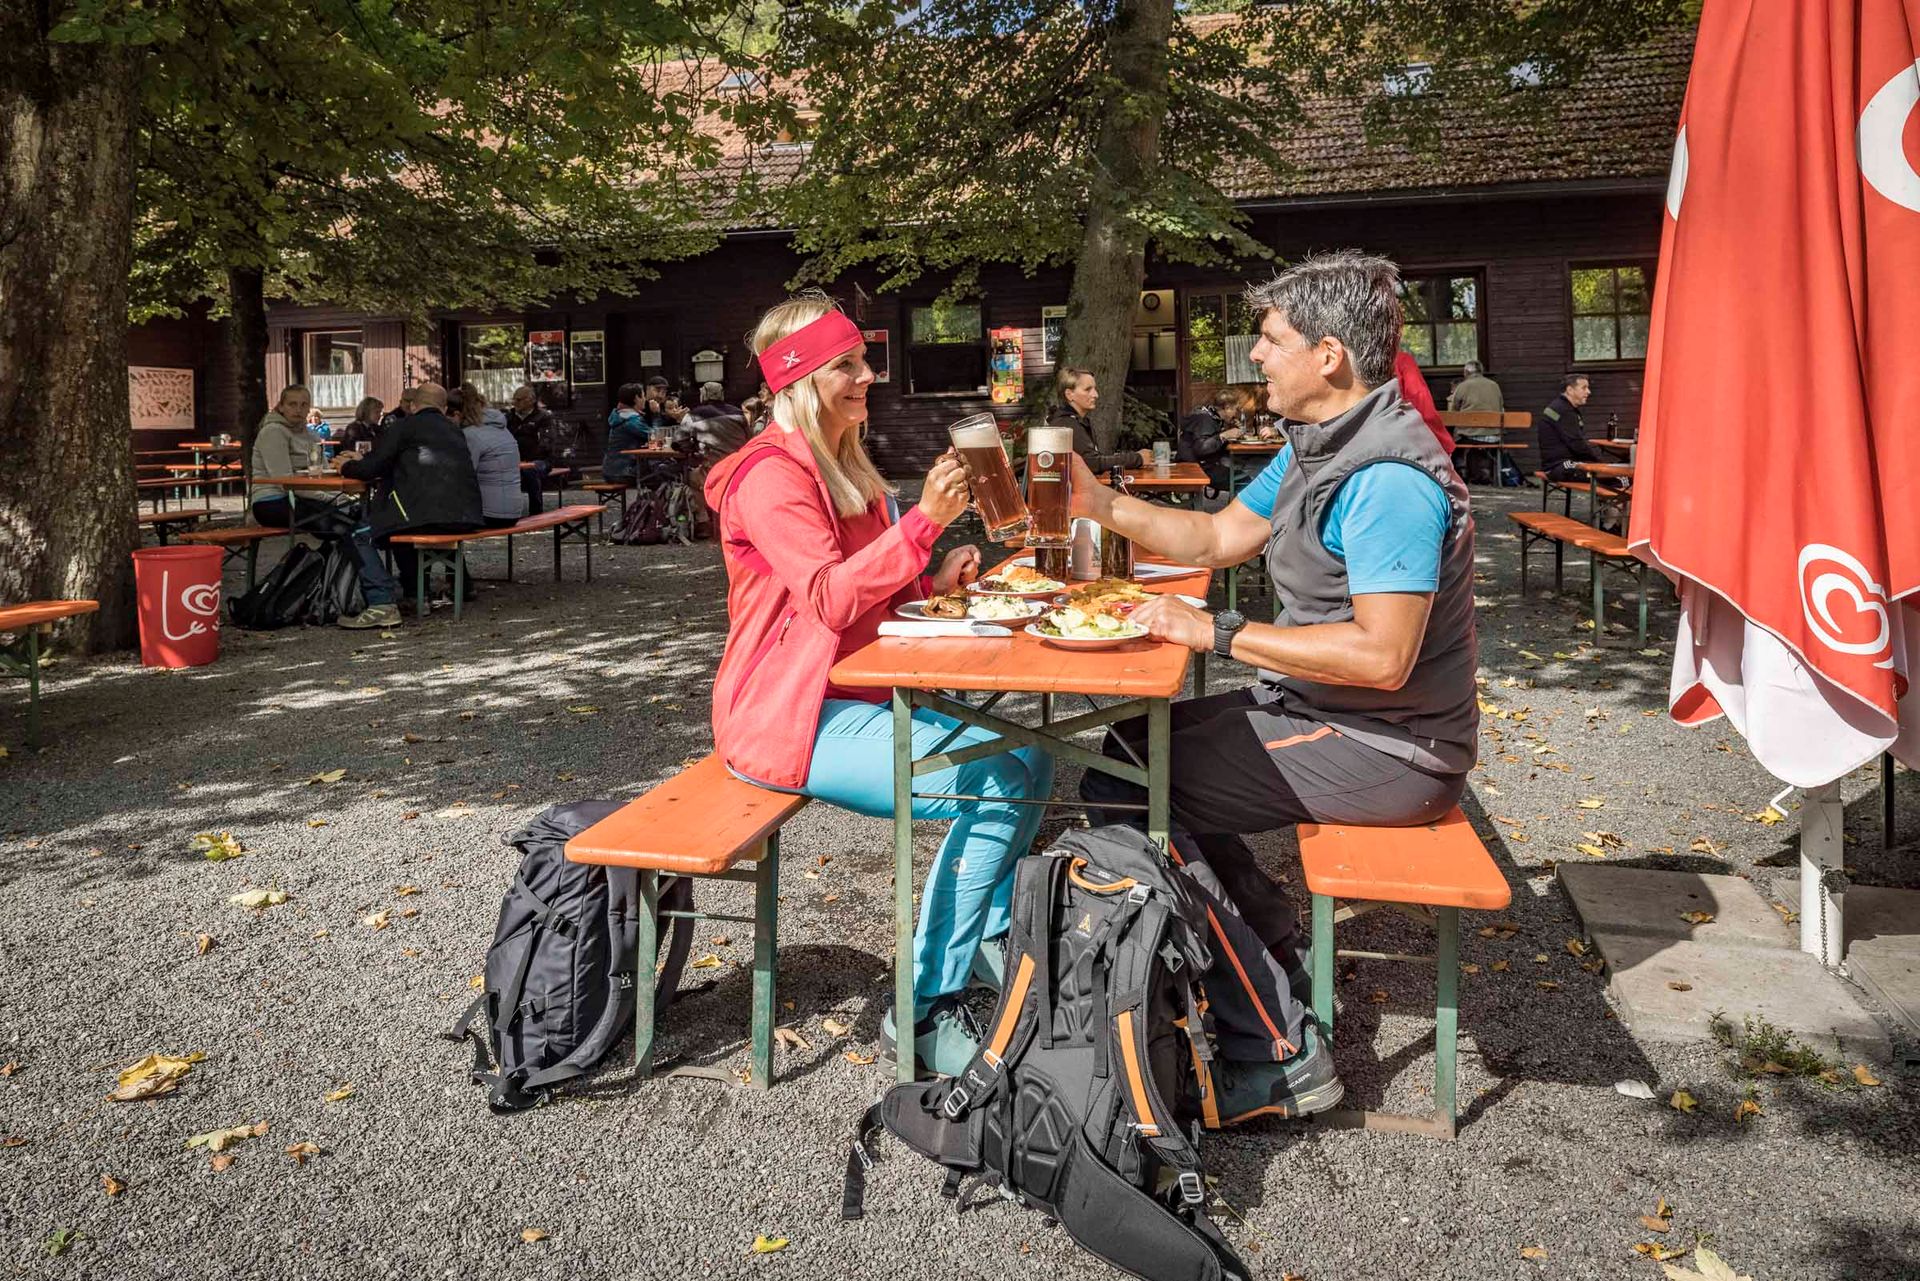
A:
228,543,324,630
611,483,668,546
845,826,1250,1281
445,801,696,1113
294,537,366,627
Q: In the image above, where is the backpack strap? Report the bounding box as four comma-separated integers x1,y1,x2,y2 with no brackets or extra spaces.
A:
716,439,802,577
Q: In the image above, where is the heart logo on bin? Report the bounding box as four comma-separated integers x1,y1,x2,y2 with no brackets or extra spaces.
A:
161,571,222,642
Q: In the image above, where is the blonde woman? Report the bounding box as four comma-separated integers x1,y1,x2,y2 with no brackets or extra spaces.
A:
704,293,1053,1076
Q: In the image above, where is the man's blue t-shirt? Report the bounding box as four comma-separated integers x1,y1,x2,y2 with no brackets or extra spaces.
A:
1236,446,1450,594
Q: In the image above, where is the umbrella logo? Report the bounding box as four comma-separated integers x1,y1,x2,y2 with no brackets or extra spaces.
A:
1665,125,1689,220
1858,58,1920,213
1798,543,1892,662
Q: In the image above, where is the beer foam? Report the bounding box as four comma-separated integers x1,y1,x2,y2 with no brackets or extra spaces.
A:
1028,426,1073,454
949,419,1003,449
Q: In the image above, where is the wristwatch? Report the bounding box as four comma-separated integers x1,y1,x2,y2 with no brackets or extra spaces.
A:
1212,609,1247,658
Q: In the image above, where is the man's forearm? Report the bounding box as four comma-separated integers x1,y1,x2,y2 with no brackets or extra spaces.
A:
1227,618,1411,689
1087,486,1234,567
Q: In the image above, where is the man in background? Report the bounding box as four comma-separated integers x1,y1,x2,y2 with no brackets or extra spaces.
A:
1446,360,1504,413
682,381,749,460
506,384,559,515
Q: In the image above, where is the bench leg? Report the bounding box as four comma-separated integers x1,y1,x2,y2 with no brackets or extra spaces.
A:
25,629,43,749
893,687,916,1084
1311,892,1334,1040
1433,907,1460,1139
452,551,465,622
1518,532,1531,597
1590,553,1604,638
553,526,563,583
751,835,780,1090
506,534,515,583
245,542,260,594
1637,563,1649,647
414,553,428,619
635,870,658,1079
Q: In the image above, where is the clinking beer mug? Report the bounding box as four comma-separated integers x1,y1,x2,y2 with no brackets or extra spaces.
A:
1024,425,1074,548
948,414,1028,541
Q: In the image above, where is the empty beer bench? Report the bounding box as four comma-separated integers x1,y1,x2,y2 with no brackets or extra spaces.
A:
178,525,288,592
1,599,99,747
564,755,810,1089
1507,509,1650,645
1299,807,1510,1139
388,504,601,619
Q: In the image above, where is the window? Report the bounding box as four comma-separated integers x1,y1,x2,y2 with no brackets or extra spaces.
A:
303,330,364,412
906,300,985,395
461,323,526,406
1383,62,1432,96
1397,273,1483,368
1185,292,1259,387
1570,263,1652,362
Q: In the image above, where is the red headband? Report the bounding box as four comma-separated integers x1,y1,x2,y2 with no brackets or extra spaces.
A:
758,310,864,396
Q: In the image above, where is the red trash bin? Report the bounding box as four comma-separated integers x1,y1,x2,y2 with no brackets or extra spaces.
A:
132,545,224,668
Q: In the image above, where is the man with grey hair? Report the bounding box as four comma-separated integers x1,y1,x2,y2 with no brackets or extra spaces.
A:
1446,360,1503,414
1071,249,1479,1122
681,380,749,459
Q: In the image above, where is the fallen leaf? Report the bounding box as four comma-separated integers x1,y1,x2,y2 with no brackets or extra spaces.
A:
1853,1064,1883,1087
395,885,421,897
209,1153,234,1172
1520,1245,1547,1260
1,1136,26,1147
1666,981,1693,992
1566,939,1587,957
470,975,485,990
822,1017,852,1037
1734,1098,1763,1124
1536,980,1561,991
306,769,347,786
1669,1089,1697,1114
1490,960,1510,972
1678,911,1715,925
100,1174,126,1196
751,1235,790,1254
1744,808,1785,826
689,953,723,970
1532,953,1550,964
1576,843,1610,859
1366,989,1389,1004
399,907,419,919
555,772,576,783
44,1228,79,1257
0,1062,17,1076
1636,1242,1690,1262
521,1228,549,1244
710,934,732,947
192,831,246,862
401,732,426,744
108,1051,205,1102
185,1121,267,1154
195,934,215,956
843,1049,876,1066
228,889,289,909
285,1141,323,1165
566,705,600,715
1577,797,1606,809
363,910,392,931
1614,1079,1656,1100
324,1086,354,1103
306,819,329,829
774,1027,811,1052
1461,963,1481,975
1661,1246,1754,1281
1517,650,1545,662
1689,837,1719,855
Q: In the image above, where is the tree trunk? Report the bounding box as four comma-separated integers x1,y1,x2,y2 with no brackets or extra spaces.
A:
1061,0,1172,450
228,264,269,480
0,17,139,653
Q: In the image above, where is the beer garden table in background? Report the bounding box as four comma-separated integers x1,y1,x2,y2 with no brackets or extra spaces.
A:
250,474,366,535
1224,441,1286,611
1107,462,1211,495
1573,461,1635,524
1591,439,1637,457
828,554,1211,1082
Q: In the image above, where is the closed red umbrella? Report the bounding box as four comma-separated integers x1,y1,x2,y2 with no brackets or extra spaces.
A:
1631,1,1919,960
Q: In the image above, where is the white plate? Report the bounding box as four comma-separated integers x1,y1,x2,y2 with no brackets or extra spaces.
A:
1024,621,1151,650
898,599,1046,622
968,577,1066,599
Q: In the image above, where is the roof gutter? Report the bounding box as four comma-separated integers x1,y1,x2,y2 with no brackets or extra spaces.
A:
1231,176,1668,211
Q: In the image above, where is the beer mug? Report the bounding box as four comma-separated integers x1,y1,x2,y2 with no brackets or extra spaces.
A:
948,414,1028,542
1024,425,1074,548
1152,440,1173,470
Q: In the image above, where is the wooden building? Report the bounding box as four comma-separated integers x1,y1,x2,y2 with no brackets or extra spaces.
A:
129,30,1692,475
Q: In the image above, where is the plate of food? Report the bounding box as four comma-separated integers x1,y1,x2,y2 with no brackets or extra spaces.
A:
1057,577,1153,615
901,594,1047,622
968,565,1067,598
1027,606,1150,649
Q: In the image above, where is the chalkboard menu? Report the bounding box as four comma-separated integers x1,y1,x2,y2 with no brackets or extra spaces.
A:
570,330,606,386
528,330,567,383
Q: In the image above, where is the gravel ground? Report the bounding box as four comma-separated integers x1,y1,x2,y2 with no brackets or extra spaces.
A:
2,484,1916,1281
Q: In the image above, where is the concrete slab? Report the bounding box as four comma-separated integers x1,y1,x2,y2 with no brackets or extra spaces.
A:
1557,865,1793,949
1778,877,1920,956
1848,950,1920,1047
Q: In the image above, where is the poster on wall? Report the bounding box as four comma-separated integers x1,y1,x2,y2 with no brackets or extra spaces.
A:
1040,306,1067,366
989,326,1024,405
861,328,890,384
528,330,567,383
129,366,195,430
570,330,606,386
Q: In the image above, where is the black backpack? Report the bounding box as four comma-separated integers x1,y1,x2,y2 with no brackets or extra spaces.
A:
294,538,366,626
611,484,668,545
845,827,1250,1281
228,543,325,629
446,801,695,1112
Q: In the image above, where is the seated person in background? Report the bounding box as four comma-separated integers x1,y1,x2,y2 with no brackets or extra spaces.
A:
338,397,385,452
337,382,483,630
379,386,418,433
304,407,332,438
1073,251,1479,1123
640,375,678,444
1048,368,1151,474
1178,387,1250,490
1538,373,1603,481
458,381,525,528
741,393,769,436
683,381,750,460
249,384,328,529
1446,360,1504,414
603,383,652,483
506,384,558,515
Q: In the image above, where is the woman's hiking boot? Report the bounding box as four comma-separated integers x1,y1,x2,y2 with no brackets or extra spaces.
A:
968,935,1008,992
880,995,981,1078
1213,1021,1344,1124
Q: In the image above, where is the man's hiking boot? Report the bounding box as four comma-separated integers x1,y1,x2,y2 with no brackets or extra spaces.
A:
338,603,401,630
880,995,981,1078
1213,1021,1344,1123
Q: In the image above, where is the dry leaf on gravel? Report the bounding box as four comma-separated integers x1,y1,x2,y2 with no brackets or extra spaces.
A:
566,705,600,715
192,831,246,862
844,1050,876,1066
1576,843,1611,859
822,1018,852,1037
1637,1243,1691,1262
1366,989,1389,1004
305,769,347,786
1734,1098,1763,1124
1744,809,1785,826
395,885,421,897
100,1175,126,1196
109,1052,205,1102
185,1121,268,1153
774,1027,811,1052
1669,1089,1698,1114
751,1236,790,1254
689,954,723,970
1576,797,1606,809
1689,837,1719,855
1566,940,1587,957
228,889,289,909
520,1228,549,1244
1532,953,1550,964
1678,912,1715,925
285,1142,323,1165
0,1062,17,1076
1667,981,1693,992
324,1086,354,1103
469,975,485,990
1661,1247,1754,1281
1536,981,1561,992
1520,1246,1547,1260
1853,1064,1883,1087
195,934,215,955
1490,960,1510,973
1461,963,1480,975
209,1153,234,1172
306,819,328,829
363,910,392,931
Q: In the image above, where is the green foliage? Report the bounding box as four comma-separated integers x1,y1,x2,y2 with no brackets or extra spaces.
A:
1709,1010,1835,1079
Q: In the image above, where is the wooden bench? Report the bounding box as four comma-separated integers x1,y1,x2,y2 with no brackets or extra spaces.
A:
1440,411,1532,485
136,509,206,545
581,480,630,533
1508,510,1650,645
1298,806,1510,1139
388,504,601,620
1531,470,1626,521
135,476,212,513
564,754,811,1089
0,599,99,746
178,524,287,592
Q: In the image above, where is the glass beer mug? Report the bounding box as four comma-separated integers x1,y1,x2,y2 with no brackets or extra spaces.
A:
948,414,1028,541
1024,425,1074,548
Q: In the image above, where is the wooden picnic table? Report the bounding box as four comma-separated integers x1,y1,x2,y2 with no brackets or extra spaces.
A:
1,599,99,746
1572,461,1634,524
1590,438,1636,456
829,552,1211,1082
1107,462,1210,493
252,473,366,536
1575,462,1634,480
619,447,681,459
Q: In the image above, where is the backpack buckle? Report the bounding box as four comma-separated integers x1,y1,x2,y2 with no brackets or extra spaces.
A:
1127,884,1151,905
1178,1171,1206,1205
941,1086,971,1120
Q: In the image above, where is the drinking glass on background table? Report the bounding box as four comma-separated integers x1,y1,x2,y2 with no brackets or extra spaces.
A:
1152,440,1172,470
948,413,1028,541
1024,424,1074,547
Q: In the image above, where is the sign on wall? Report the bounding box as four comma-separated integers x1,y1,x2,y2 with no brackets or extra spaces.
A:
570,330,606,386
528,330,567,383
1040,306,1067,366
990,327,1025,405
861,328,891,384
129,366,195,430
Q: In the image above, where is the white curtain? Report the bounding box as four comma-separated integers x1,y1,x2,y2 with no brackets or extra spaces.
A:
1224,334,1260,385
309,373,364,411
466,368,523,406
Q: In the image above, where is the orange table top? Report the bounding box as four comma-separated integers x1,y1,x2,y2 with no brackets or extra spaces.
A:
253,474,365,490
0,600,100,632
1109,463,1211,492
1227,440,1285,454
828,555,1208,698
1591,439,1635,454
1575,462,1634,479
619,448,680,457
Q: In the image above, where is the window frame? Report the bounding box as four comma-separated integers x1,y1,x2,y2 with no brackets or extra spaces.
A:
903,298,988,398
458,321,529,407
300,329,366,412
1566,259,1656,368
1395,267,1488,373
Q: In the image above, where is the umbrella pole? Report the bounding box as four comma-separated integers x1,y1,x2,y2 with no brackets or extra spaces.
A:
1798,782,1846,967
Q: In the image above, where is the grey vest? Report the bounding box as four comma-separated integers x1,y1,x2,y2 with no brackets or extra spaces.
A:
1263,380,1479,775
